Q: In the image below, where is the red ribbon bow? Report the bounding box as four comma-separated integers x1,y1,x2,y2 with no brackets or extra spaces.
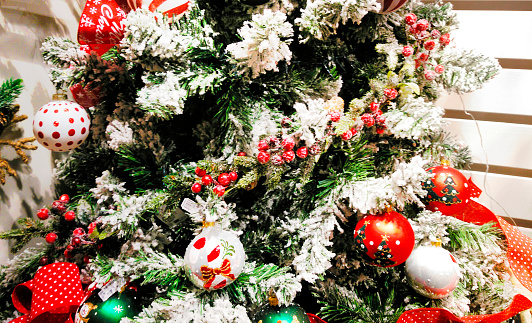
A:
9,262,84,323
200,259,236,290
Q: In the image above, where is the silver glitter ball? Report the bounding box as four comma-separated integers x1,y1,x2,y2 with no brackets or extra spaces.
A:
405,245,460,299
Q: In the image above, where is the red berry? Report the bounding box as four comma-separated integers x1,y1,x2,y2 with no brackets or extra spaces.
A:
431,29,441,39
72,237,82,246
195,167,206,177
271,155,284,166
418,31,430,39
418,52,429,62
201,175,213,186
424,69,437,81
51,201,66,213
405,13,417,25
402,45,414,57
369,102,380,112
83,255,91,264
376,128,386,135
66,244,75,251
416,19,429,32
435,64,445,74
268,136,280,147
281,117,292,127
88,222,97,235
361,113,375,127
257,151,270,164
39,257,49,266
282,150,295,162
228,171,238,182
64,210,76,221
375,109,383,116
341,129,353,141
424,40,436,51
281,137,295,151
59,194,70,203
64,249,74,259
296,147,308,159
408,25,419,34
73,228,85,236
257,140,269,151
191,183,202,193
45,232,57,244
218,173,231,186
375,114,386,125
213,185,225,197
37,208,49,220
330,111,342,122
440,33,451,45
383,88,398,100
309,143,321,155
237,152,247,156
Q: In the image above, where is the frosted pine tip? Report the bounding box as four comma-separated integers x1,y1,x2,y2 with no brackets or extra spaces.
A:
202,221,215,228
431,238,442,247
268,289,280,307
440,159,451,166
324,96,345,113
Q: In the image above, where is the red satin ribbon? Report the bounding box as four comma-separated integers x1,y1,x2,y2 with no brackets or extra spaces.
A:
397,199,532,322
77,0,129,55
9,262,84,323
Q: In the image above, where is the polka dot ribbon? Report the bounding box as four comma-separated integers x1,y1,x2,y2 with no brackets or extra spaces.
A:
9,262,84,323
398,200,532,322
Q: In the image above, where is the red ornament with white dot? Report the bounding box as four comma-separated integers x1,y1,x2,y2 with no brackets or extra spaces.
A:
33,99,91,152
353,210,415,267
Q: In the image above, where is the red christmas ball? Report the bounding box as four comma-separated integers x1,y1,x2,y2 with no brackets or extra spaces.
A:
353,211,415,267
37,208,49,220
422,165,478,217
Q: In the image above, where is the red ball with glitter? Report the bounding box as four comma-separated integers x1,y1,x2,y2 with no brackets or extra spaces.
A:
353,210,415,267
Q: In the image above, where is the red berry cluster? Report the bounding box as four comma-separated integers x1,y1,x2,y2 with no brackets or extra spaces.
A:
256,134,309,166
37,194,76,222
403,13,449,80
360,89,395,134
191,167,238,197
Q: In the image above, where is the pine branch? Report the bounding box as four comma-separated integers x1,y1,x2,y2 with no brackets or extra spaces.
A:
0,218,47,253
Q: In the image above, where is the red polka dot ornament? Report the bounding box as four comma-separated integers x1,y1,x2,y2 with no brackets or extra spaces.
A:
422,161,481,217
183,223,245,291
353,210,415,267
32,94,91,152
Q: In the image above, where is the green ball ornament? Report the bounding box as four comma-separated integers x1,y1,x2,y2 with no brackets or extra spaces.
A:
253,304,311,323
74,285,141,323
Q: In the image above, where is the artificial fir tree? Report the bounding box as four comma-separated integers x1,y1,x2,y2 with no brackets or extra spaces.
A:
0,0,527,322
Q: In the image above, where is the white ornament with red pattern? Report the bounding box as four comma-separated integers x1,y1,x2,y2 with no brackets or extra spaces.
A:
405,243,460,299
33,97,91,152
184,224,245,291
126,0,189,18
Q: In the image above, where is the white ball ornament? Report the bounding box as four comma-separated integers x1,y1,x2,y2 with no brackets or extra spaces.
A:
184,224,245,291
33,98,91,152
405,244,460,299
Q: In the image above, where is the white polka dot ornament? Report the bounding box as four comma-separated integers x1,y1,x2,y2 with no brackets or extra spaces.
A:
33,98,91,152
405,243,460,299
353,210,415,267
184,224,246,291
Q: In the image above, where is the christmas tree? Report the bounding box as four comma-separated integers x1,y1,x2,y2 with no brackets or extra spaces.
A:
1,0,529,322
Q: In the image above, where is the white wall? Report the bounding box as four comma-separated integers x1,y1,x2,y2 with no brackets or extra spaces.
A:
0,0,84,264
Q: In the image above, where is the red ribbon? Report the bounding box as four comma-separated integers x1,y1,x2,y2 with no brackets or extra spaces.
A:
307,313,328,323
397,198,532,322
200,259,236,290
9,262,84,323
